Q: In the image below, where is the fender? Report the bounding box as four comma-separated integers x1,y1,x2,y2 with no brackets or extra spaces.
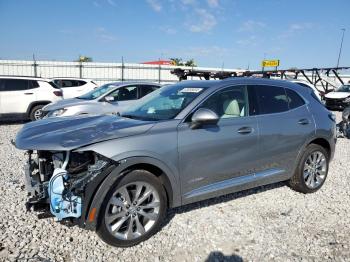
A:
81,156,181,230
26,100,52,116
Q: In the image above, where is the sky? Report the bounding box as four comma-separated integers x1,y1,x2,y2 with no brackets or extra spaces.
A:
0,0,349,69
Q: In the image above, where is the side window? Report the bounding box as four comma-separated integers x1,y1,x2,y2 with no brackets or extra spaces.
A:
3,79,29,91
78,80,86,86
108,86,138,102
139,85,158,98
255,85,288,114
200,85,248,118
61,80,74,88
53,80,62,87
28,80,39,89
285,89,305,109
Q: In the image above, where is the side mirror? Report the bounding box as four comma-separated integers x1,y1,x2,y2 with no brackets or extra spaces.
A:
191,108,219,129
104,96,116,102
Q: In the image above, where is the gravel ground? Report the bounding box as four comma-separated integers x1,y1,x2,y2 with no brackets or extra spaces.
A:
0,112,349,262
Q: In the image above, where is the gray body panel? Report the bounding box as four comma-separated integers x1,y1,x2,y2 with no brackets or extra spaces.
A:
15,78,336,208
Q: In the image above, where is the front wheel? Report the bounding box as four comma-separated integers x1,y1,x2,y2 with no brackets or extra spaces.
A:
97,170,167,247
288,144,329,193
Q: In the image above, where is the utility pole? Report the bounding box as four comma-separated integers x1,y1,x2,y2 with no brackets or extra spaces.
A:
336,28,346,68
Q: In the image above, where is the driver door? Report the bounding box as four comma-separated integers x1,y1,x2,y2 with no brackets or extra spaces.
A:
104,85,139,113
177,85,260,204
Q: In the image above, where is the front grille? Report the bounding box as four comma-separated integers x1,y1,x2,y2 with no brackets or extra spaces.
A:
325,98,345,106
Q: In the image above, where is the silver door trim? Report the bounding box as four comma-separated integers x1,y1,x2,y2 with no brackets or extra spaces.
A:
184,168,285,199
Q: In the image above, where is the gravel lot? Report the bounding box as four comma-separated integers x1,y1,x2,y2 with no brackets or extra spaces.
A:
0,112,349,262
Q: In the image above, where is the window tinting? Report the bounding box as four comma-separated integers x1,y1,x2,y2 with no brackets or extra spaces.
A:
3,79,29,91
108,86,138,102
200,85,248,118
285,89,305,109
255,85,288,114
139,85,158,98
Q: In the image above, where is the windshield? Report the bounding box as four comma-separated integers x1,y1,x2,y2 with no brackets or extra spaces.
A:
336,85,350,92
122,84,207,121
78,83,117,100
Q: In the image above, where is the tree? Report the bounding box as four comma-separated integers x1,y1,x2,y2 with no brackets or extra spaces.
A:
76,56,93,62
185,59,197,67
170,58,197,67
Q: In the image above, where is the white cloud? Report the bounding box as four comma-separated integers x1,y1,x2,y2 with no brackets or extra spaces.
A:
146,0,162,12
181,0,196,5
236,35,257,46
107,0,117,7
238,20,266,32
278,22,313,38
189,9,217,33
95,27,117,42
207,0,219,8
160,26,177,35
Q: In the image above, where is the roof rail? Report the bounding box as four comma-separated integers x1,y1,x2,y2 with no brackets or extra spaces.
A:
171,66,350,93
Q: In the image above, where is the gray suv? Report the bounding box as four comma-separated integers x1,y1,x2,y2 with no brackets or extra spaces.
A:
15,78,336,247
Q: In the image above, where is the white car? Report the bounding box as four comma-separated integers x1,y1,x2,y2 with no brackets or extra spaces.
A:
287,79,322,101
52,78,98,99
0,76,63,120
325,84,350,110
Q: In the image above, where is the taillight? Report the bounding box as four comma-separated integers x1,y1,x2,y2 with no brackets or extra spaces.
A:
53,90,63,97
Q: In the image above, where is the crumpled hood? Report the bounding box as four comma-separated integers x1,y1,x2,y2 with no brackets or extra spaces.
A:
43,98,93,112
325,92,350,99
15,115,155,151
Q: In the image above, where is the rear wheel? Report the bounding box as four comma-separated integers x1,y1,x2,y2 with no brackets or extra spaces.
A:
97,170,167,247
29,105,44,121
288,144,329,193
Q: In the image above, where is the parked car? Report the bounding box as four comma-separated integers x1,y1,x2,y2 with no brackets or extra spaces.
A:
0,76,62,121
52,78,98,99
287,79,323,100
15,78,336,247
324,84,350,110
42,82,161,118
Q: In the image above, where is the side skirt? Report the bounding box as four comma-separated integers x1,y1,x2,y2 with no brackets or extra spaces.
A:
182,168,289,205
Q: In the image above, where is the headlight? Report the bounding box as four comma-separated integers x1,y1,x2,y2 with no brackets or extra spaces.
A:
344,97,350,103
51,108,67,117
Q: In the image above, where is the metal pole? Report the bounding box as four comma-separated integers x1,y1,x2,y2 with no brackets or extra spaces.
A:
33,54,37,77
121,56,124,82
336,28,346,68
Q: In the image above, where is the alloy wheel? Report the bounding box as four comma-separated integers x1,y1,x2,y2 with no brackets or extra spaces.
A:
303,151,327,189
104,181,160,240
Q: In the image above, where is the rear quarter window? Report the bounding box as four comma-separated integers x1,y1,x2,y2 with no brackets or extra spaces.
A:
285,89,305,109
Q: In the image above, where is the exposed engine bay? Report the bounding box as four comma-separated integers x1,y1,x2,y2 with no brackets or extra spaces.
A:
25,150,110,222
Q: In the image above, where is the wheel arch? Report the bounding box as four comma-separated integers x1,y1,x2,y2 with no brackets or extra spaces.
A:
26,100,52,117
82,156,180,230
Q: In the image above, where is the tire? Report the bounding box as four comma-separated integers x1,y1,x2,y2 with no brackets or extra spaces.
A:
29,105,44,121
96,170,167,247
288,144,329,193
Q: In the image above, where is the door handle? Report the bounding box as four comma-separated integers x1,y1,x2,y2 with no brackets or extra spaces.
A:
298,119,309,125
24,92,33,95
237,126,252,134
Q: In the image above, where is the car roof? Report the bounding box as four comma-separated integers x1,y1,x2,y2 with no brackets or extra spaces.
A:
51,77,92,81
103,81,162,87
0,75,51,82
173,77,305,91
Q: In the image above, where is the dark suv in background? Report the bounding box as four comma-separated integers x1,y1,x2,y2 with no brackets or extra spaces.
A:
16,78,336,247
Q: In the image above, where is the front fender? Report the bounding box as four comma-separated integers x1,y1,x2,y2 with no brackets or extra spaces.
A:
81,156,181,230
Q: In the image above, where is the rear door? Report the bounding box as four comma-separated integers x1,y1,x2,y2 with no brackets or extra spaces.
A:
1,79,33,114
251,85,315,176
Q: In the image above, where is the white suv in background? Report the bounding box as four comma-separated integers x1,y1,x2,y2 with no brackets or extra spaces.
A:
52,78,98,98
0,76,63,121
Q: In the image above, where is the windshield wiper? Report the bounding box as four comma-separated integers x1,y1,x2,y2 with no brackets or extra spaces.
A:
122,114,157,121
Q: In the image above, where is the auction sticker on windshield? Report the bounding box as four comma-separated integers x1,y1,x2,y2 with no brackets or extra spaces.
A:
180,88,203,93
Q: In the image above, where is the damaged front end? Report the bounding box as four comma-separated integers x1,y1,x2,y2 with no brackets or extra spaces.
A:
25,149,111,223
